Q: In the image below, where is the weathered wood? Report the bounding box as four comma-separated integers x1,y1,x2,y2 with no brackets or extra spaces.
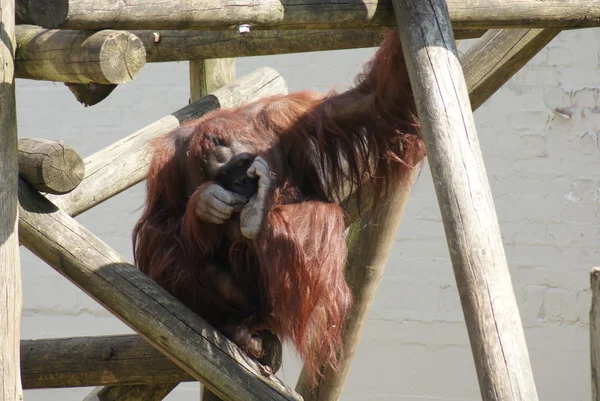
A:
0,0,23,399
23,0,600,31
47,67,287,217
21,335,194,389
65,82,119,107
297,169,418,400
138,29,483,63
15,0,34,24
463,28,561,110
15,25,145,84
190,59,236,103
18,138,85,195
392,1,539,401
189,56,237,401
592,268,600,401
17,181,301,401
84,384,177,401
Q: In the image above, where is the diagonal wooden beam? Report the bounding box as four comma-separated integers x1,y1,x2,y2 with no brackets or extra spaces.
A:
46,67,287,217
18,180,301,401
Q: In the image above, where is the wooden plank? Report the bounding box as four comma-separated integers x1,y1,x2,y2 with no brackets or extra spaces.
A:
18,138,85,195
22,0,600,31
17,181,301,401
0,0,23,399
591,268,600,401
138,29,483,63
391,1,539,400
462,28,561,110
15,25,145,84
84,384,177,401
46,67,287,217
21,335,193,389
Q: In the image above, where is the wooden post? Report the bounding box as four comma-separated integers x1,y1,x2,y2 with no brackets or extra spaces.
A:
591,268,600,401
391,1,539,400
190,59,236,103
47,67,287,217
18,138,85,195
189,55,236,401
18,182,301,401
0,0,23,400
15,25,146,84
20,0,600,31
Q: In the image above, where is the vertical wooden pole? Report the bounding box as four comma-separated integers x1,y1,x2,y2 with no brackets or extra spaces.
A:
0,0,23,400
391,1,539,400
189,57,236,401
190,59,236,103
591,268,600,401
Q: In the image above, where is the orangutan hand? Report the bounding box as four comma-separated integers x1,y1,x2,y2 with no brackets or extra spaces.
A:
193,183,248,224
240,156,272,239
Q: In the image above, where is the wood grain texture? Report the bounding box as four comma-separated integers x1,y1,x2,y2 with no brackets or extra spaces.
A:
297,170,418,400
462,28,561,110
23,0,600,31
15,25,145,84
84,384,178,401
18,138,84,194
392,0,539,400
21,335,193,389
0,0,23,399
138,29,483,63
17,181,301,401
190,58,236,103
46,67,287,217
592,268,600,401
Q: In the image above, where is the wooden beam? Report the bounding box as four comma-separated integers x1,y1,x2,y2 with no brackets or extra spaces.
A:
592,268,600,401
15,25,145,84
21,335,193,389
462,28,561,110
21,0,600,31
46,67,287,217
190,59,236,103
297,169,419,400
138,29,484,63
84,384,177,401
18,138,85,195
189,55,237,401
0,0,23,399
392,1,539,400
17,181,301,401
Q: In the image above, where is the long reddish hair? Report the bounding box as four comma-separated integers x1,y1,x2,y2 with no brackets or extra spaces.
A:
133,30,424,384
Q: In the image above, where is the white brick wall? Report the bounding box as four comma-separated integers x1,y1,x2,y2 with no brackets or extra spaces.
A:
17,28,600,400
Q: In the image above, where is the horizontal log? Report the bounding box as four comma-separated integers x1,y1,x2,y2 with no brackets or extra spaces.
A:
139,29,484,62
18,138,84,195
17,181,301,401
24,0,600,31
21,335,193,389
47,67,287,216
84,384,177,401
15,25,145,84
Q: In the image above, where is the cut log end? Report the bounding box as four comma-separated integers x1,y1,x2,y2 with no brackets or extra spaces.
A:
100,32,146,84
18,138,85,195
